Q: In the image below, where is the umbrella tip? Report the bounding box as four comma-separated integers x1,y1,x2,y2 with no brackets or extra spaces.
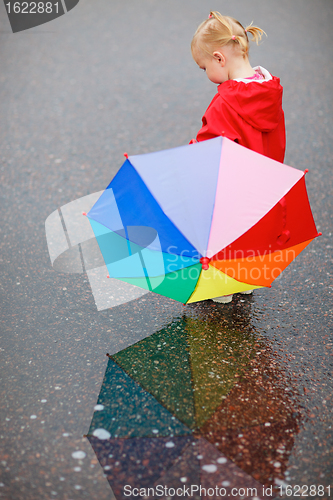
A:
318,232,322,236
304,169,309,174
124,152,129,159
82,212,87,216
107,275,110,278
200,256,211,270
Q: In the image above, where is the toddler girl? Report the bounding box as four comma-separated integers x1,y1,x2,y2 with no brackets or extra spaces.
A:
191,11,286,303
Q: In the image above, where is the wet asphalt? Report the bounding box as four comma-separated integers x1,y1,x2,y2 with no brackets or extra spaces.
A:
0,0,332,499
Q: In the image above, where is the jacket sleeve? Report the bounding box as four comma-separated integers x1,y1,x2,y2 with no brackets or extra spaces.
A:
196,94,240,143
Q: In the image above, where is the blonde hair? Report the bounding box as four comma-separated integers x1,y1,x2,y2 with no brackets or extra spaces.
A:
191,11,266,59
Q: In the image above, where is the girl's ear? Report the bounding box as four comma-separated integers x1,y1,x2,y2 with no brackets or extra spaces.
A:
213,51,226,66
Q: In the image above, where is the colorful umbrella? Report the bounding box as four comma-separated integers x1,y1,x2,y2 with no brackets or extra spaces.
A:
86,137,320,303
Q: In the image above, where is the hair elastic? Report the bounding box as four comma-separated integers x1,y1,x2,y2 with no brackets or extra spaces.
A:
208,13,213,18
232,35,236,40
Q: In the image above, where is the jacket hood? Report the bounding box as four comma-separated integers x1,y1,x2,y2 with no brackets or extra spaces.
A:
217,75,284,132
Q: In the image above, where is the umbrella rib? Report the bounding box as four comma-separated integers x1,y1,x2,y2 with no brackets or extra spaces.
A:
123,225,132,257
205,138,225,256
137,249,153,292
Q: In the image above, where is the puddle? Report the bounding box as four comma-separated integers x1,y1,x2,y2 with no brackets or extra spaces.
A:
86,304,302,499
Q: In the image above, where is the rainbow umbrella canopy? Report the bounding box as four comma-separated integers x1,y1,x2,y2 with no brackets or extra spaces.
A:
86,137,319,304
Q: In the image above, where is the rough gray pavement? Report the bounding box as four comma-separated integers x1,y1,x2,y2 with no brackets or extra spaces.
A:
0,1,332,499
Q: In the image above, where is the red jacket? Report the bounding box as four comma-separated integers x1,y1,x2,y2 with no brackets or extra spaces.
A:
196,70,286,163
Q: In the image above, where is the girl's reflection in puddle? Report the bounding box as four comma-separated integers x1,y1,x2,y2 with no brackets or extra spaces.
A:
87,297,301,499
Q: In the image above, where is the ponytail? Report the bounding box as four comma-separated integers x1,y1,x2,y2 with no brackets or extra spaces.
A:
244,23,266,45
192,11,266,59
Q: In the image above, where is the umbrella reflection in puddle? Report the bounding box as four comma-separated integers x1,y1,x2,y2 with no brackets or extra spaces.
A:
87,304,300,499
